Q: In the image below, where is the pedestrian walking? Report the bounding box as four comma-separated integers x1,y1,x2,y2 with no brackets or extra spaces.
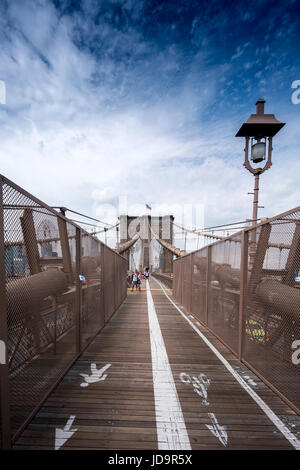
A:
127,271,133,287
136,270,142,291
131,271,137,291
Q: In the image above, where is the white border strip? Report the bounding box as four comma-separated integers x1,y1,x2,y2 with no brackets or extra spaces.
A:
146,280,191,450
153,277,300,450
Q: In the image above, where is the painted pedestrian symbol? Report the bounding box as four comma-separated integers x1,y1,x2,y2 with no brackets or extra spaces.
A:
206,413,228,447
55,415,77,450
179,372,211,405
80,363,111,388
179,372,228,446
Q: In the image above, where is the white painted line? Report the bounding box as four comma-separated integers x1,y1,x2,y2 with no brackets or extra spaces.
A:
146,280,191,450
153,277,300,450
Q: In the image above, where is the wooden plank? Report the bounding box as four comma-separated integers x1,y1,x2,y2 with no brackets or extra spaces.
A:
11,278,299,450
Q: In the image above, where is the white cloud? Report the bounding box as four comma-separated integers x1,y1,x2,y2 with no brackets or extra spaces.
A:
0,0,298,251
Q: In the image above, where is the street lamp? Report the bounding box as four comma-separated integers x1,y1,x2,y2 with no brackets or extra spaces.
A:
236,99,285,264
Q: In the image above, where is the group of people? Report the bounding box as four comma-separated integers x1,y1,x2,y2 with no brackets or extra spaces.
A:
128,268,150,291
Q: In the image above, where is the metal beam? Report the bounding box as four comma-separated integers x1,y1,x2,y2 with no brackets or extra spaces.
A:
57,215,73,283
20,208,41,275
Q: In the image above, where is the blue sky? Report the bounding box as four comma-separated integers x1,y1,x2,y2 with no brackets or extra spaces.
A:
0,0,299,246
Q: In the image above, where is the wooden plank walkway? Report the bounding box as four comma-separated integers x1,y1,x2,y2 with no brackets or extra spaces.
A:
13,278,300,450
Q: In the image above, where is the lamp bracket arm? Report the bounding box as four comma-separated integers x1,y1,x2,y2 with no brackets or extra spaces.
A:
243,136,256,175
258,136,273,174
243,136,273,175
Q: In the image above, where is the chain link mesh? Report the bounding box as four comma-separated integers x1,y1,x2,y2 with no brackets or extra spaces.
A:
0,177,128,447
243,210,300,412
191,248,208,324
173,209,300,414
81,234,103,344
208,233,241,353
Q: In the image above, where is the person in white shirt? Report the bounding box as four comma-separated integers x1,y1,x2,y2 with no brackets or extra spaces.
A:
131,271,138,291
144,267,149,280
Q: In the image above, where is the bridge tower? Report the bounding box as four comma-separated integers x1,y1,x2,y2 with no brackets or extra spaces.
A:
119,215,174,273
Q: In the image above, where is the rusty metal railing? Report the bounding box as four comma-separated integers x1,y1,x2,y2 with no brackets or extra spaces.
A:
172,206,300,416
0,175,128,449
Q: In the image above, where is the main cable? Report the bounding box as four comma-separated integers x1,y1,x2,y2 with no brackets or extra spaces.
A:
52,206,116,227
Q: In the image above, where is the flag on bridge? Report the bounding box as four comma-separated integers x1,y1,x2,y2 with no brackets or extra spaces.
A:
146,204,152,210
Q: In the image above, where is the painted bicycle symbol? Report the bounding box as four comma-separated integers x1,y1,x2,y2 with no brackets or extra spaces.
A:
179,372,211,405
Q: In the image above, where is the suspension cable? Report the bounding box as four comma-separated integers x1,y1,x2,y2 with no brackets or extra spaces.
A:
90,223,120,235
172,222,225,240
172,218,260,234
52,206,116,227
200,218,260,231
70,218,101,227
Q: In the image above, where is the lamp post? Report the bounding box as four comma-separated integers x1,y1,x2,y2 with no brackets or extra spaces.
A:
236,99,285,266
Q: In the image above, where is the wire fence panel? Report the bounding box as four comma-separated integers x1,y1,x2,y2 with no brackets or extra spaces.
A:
172,262,179,299
119,259,128,306
173,207,300,415
182,255,192,312
208,234,241,355
191,249,207,324
243,211,300,413
0,175,127,449
175,260,183,305
103,246,115,322
80,235,103,346
3,182,78,442
115,258,122,309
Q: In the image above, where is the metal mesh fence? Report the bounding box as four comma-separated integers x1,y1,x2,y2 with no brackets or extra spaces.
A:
182,254,192,310
173,207,300,415
0,175,127,448
173,261,181,302
208,233,241,354
243,210,300,413
191,248,207,324
81,235,103,345
103,246,116,322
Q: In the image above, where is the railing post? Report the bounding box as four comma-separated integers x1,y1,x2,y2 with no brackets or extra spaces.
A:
179,258,183,305
172,261,176,299
238,230,248,361
20,208,41,275
114,254,117,311
205,245,212,326
75,227,82,353
100,244,106,324
0,177,11,449
57,216,73,284
189,254,193,314
125,259,128,301
248,223,271,295
121,259,125,303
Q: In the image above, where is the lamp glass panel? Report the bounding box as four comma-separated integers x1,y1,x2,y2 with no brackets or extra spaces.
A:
251,142,266,162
